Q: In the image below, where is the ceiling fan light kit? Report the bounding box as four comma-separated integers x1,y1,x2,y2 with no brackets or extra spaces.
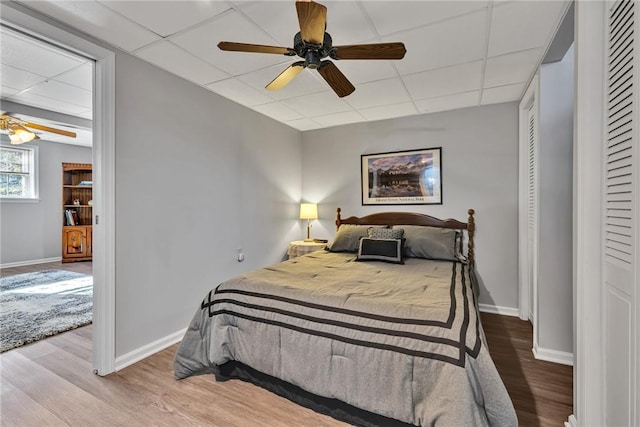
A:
9,126,39,144
218,0,406,98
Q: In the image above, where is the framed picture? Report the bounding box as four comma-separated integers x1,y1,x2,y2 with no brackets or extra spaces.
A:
361,147,442,205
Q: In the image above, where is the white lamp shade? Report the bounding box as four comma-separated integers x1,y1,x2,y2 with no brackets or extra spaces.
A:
299,203,318,220
8,126,37,144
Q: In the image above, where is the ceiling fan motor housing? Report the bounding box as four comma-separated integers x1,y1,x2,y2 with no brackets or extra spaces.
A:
293,31,332,69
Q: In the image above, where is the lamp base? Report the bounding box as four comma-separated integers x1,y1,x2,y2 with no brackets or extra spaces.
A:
303,238,314,242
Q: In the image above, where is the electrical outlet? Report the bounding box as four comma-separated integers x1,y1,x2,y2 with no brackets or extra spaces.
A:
237,249,244,262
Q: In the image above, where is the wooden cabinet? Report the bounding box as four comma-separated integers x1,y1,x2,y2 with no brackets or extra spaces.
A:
62,226,91,260
62,163,92,262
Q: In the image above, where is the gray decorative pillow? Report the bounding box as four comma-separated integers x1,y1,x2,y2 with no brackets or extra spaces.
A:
397,225,459,261
327,225,387,253
367,227,404,240
356,238,404,264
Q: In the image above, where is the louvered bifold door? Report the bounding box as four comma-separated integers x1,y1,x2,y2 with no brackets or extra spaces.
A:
527,104,538,323
603,0,637,425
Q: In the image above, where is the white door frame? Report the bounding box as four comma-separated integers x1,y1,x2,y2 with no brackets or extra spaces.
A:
571,1,606,425
1,2,116,375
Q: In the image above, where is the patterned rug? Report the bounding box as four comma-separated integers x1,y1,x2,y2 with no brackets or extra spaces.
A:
0,269,92,352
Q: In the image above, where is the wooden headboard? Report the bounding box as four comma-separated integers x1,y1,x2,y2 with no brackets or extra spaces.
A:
335,208,476,265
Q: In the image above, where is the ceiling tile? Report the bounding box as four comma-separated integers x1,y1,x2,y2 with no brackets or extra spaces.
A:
253,102,305,122
488,1,568,57
171,10,289,76
394,10,488,75
238,64,328,100
321,1,378,44
484,48,542,88
282,91,353,117
481,83,525,105
239,2,300,47
206,78,274,107
0,85,20,98
76,109,94,120
362,1,488,36
345,78,410,110
403,60,483,101
6,91,88,116
136,41,229,86
0,64,46,90
333,60,397,85
313,110,365,127
0,27,85,77
284,118,323,131
53,63,93,91
415,90,480,114
27,80,92,108
22,0,161,51
359,102,418,122
98,1,232,37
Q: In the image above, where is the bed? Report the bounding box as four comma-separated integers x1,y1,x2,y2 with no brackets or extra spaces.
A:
173,208,517,426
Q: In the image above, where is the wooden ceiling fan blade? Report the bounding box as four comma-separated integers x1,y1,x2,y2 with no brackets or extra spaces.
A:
23,122,77,138
218,41,294,55
317,61,354,98
331,43,407,60
266,62,305,91
296,0,327,45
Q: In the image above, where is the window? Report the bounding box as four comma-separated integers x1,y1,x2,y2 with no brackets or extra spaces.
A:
0,145,38,199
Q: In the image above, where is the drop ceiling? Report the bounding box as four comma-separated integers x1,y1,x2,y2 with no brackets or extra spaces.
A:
0,25,93,145
2,0,569,132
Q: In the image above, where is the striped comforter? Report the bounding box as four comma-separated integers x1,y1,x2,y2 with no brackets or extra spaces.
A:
173,251,517,426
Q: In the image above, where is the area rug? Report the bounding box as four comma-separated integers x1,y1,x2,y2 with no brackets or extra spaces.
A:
0,269,92,352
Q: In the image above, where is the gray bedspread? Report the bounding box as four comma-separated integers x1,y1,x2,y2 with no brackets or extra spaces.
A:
174,251,517,426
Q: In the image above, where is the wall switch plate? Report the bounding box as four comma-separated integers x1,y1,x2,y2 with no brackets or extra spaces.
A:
237,249,244,262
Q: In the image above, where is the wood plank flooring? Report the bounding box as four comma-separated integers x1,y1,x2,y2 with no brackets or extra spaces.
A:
481,312,573,426
1,263,572,426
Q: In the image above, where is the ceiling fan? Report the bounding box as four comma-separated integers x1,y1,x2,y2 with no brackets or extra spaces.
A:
218,0,406,98
0,114,77,145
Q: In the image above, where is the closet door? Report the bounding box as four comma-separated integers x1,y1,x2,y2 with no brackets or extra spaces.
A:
518,78,539,322
603,0,638,424
526,103,538,325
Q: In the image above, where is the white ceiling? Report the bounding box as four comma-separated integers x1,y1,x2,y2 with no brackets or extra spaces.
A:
2,0,569,132
0,25,93,145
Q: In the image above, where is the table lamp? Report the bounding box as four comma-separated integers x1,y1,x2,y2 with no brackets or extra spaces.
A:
299,203,318,242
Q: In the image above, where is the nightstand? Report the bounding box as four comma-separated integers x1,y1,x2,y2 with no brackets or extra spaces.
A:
287,240,327,259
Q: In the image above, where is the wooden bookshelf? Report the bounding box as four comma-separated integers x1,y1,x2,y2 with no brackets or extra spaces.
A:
61,162,92,262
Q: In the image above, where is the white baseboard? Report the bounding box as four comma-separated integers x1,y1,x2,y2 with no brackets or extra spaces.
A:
533,344,574,366
1,256,62,269
478,303,520,317
564,414,577,427
115,328,186,372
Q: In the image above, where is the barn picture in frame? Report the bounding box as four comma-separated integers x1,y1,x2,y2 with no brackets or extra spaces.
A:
361,148,442,205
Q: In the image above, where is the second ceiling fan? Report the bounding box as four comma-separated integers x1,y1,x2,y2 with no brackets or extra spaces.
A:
0,114,77,145
218,0,406,98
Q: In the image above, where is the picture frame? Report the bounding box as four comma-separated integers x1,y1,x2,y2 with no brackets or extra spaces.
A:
361,147,442,205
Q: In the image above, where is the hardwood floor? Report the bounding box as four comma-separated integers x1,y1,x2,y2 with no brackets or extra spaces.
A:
0,308,572,426
481,312,573,426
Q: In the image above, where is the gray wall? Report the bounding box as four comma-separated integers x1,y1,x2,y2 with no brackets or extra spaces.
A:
301,102,520,310
0,139,91,264
537,45,574,354
114,53,302,356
